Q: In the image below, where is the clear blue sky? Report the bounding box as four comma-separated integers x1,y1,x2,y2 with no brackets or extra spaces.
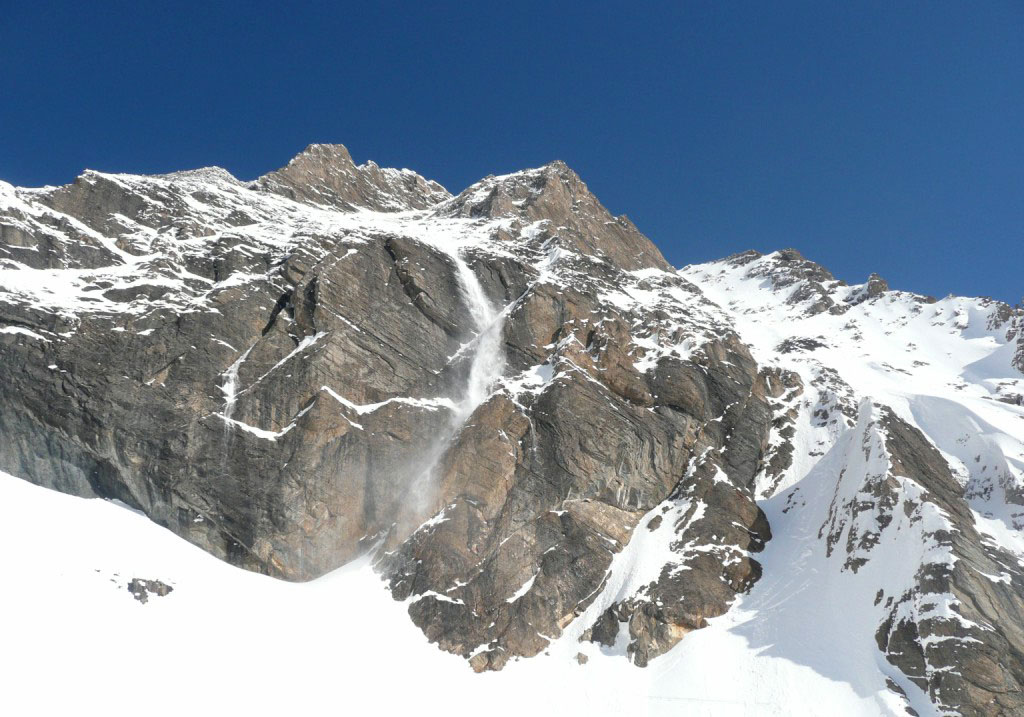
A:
2,2,1021,302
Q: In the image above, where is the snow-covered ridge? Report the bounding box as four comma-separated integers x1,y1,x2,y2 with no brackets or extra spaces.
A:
680,248,1024,713
0,160,500,327
681,248,1024,514
0,149,716,421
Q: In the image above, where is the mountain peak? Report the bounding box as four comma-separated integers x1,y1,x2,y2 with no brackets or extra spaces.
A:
436,160,670,271
287,142,356,169
254,143,450,212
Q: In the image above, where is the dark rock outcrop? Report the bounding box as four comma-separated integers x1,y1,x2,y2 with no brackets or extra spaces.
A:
127,578,174,604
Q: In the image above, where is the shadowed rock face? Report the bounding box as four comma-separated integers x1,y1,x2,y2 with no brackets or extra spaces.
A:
1,147,1022,715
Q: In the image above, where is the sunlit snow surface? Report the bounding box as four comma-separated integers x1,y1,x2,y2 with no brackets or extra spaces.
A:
0,469,902,717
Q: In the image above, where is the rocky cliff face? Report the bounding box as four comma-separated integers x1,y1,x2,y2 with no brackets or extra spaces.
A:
2,145,1022,715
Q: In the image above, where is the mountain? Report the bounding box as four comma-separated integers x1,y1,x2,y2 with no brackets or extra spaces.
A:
1,145,1022,716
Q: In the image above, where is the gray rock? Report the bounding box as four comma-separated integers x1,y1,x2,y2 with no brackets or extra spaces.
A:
127,578,173,604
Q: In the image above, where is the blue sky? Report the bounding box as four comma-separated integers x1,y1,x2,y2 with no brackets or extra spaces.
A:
2,2,1021,302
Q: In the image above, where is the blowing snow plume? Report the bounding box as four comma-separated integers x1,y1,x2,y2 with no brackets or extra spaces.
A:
451,252,507,421
400,247,507,523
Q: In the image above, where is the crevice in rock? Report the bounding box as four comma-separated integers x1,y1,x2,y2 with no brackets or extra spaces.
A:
262,289,293,336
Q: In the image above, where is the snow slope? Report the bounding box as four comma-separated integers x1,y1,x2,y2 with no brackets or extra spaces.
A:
0,468,920,716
